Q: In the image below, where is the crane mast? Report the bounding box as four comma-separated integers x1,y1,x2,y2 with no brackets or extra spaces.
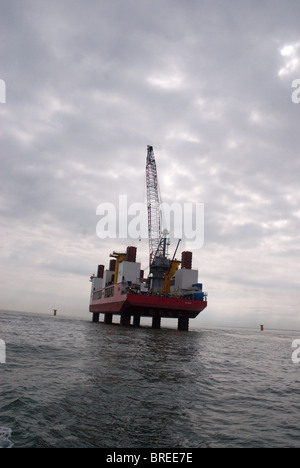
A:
146,145,161,267
146,145,174,293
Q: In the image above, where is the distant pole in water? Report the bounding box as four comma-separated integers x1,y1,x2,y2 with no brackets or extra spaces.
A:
260,324,264,331
53,309,57,316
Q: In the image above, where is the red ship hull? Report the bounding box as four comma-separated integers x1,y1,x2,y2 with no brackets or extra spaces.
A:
89,283,207,320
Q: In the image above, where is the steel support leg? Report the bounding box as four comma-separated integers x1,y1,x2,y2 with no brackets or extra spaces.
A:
92,312,100,323
121,313,131,326
133,315,141,327
178,317,189,331
152,316,161,329
104,313,113,324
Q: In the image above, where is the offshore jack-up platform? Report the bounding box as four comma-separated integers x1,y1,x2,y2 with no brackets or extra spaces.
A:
89,146,207,330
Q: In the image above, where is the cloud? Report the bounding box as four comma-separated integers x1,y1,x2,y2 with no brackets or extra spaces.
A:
1,0,300,327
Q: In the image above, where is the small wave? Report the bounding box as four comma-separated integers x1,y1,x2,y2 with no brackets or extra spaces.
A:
0,427,13,448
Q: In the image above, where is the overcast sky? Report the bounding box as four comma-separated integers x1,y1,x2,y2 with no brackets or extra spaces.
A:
1,0,300,329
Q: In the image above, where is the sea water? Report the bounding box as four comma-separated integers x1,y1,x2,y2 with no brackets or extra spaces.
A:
1,310,300,448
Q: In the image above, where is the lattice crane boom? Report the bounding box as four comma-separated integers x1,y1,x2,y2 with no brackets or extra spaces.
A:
146,145,161,267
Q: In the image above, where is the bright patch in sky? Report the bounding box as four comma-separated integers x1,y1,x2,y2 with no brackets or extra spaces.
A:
147,71,184,90
280,45,294,56
278,43,300,76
